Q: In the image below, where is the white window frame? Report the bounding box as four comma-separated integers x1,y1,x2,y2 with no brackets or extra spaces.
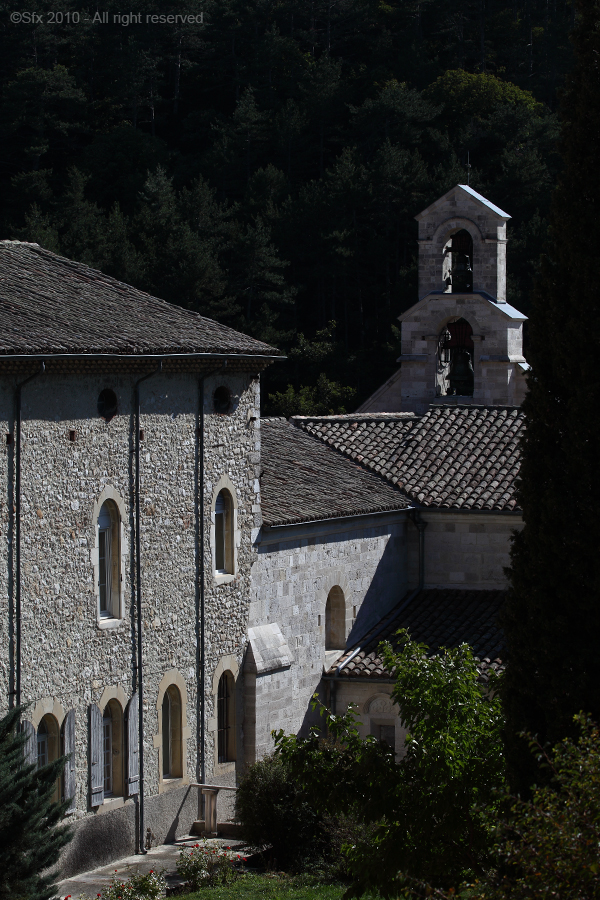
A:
92,488,127,629
210,477,239,585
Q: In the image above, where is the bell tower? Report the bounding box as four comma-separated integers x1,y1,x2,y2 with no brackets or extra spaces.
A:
358,184,529,414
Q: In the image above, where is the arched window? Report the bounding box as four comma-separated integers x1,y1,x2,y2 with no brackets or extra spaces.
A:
217,671,236,763
37,714,60,801
98,500,120,619
325,586,346,651
437,318,475,397
443,229,473,293
102,700,124,797
214,490,233,575
161,685,182,779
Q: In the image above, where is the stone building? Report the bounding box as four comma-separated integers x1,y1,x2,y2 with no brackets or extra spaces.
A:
0,240,278,875
0,183,527,877
252,405,522,753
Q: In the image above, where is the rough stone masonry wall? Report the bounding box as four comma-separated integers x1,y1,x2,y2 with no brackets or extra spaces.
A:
247,513,408,761
0,369,260,876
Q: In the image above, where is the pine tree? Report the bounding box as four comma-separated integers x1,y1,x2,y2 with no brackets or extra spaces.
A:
503,0,600,791
0,706,72,900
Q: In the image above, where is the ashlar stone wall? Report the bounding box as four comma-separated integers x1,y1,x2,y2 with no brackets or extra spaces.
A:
246,513,409,762
398,294,528,414
407,510,522,589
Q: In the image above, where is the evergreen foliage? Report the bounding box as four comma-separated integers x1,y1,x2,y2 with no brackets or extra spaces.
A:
0,0,568,410
234,753,323,869
503,0,600,792
0,705,72,900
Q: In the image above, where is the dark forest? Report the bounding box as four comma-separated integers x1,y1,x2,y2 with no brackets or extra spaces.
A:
0,0,573,410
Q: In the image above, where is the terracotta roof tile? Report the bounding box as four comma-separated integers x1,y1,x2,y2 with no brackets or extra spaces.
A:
260,418,410,527
328,588,506,682
0,241,279,358
292,406,524,511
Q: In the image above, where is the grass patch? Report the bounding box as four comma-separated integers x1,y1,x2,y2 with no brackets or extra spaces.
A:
175,872,349,900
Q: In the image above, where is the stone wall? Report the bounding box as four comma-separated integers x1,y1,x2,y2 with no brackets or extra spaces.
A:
407,510,522,589
0,368,260,875
398,293,527,414
247,513,409,761
415,188,508,302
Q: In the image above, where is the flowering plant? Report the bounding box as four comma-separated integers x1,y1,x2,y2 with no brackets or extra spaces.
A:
176,841,240,889
78,868,166,900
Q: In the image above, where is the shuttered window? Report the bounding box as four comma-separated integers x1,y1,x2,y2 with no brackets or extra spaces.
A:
37,719,48,767
126,694,139,796
103,712,113,795
89,704,104,807
217,672,235,763
62,709,76,812
22,719,36,767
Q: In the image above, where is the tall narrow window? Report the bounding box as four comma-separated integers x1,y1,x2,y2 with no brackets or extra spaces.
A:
98,500,120,619
161,685,182,779
437,318,475,397
37,719,48,768
101,700,124,798
214,490,233,575
325,586,346,650
37,714,60,801
217,671,235,763
444,229,473,293
103,710,113,795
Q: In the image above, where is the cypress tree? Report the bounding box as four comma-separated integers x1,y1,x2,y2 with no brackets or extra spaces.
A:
0,706,72,900
503,0,600,791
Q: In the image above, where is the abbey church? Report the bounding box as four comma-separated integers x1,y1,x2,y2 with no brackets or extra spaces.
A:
0,184,526,876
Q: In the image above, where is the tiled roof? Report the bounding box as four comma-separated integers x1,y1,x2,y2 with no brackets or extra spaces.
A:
327,588,506,682
260,418,410,527
292,405,524,511
0,241,280,358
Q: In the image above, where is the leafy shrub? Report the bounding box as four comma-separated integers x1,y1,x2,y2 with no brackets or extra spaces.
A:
80,868,165,900
175,841,239,890
235,753,324,869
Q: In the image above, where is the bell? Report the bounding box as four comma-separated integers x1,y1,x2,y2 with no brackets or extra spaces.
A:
448,350,474,396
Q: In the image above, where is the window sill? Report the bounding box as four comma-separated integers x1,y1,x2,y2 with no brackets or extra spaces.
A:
97,616,123,631
214,573,235,586
159,776,189,795
96,796,129,815
213,761,236,776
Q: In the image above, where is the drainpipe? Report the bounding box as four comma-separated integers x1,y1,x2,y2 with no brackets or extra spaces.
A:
409,509,427,592
134,362,162,855
197,365,226,812
14,362,45,709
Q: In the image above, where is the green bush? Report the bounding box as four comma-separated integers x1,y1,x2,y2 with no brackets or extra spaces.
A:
235,753,323,869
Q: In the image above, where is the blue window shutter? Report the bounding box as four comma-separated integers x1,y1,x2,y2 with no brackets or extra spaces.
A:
126,694,139,796
89,704,104,807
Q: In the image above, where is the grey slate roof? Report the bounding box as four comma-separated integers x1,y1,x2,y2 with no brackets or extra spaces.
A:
260,418,410,527
327,588,506,682
292,405,524,511
0,241,279,358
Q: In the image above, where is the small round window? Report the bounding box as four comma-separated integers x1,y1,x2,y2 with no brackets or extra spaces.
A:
213,386,232,414
98,389,118,421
